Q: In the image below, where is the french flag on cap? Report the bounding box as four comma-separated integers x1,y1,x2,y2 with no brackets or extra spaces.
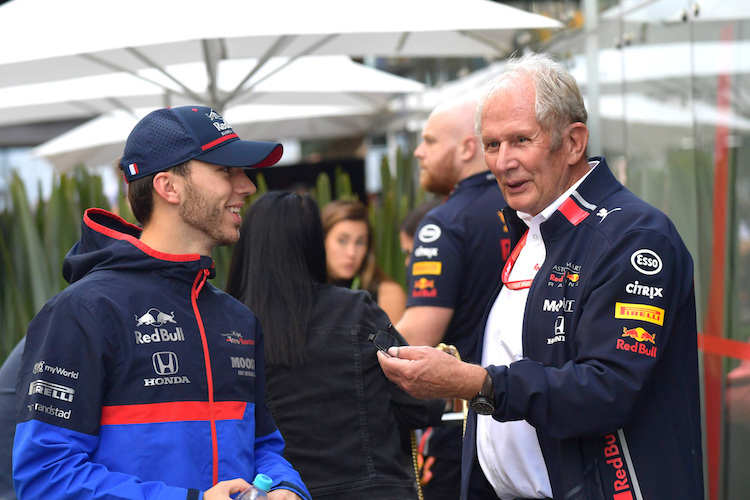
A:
128,163,139,176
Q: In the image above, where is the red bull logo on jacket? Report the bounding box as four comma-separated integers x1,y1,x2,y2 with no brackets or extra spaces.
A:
617,327,657,357
621,327,656,343
412,277,437,298
602,432,636,500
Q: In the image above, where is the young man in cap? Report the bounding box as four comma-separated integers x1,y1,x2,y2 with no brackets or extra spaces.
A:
13,106,311,500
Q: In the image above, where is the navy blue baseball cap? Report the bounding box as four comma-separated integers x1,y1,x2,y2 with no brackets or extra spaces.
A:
120,105,283,182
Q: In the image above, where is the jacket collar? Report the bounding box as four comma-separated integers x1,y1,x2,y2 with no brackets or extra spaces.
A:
63,208,216,284
503,157,623,245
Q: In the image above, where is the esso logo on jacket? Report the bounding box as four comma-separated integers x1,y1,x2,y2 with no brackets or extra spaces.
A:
418,224,442,243
630,249,663,275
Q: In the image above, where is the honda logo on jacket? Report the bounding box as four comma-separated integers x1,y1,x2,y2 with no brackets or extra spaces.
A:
145,351,190,387
153,351,178,375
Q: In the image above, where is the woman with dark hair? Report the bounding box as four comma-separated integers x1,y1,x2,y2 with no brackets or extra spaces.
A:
226,191,443,500
321,199,407,323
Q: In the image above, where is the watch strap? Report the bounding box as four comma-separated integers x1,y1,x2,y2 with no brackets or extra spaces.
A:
478,370,494,398
469,369,496,415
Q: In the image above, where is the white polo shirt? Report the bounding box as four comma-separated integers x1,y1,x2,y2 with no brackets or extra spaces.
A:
477,163,596,499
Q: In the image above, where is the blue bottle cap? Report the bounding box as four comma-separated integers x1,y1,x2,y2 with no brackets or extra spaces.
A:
253,473,273,492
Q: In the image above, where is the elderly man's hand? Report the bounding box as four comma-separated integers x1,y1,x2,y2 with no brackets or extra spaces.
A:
376,345,487,401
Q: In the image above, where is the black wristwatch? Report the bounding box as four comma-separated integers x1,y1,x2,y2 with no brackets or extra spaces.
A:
469,369,495,415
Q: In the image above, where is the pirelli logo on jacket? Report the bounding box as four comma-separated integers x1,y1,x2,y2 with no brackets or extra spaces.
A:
412,261,442,276
614,302,665,326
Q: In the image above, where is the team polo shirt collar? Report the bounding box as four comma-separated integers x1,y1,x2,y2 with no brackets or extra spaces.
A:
451,171,497,196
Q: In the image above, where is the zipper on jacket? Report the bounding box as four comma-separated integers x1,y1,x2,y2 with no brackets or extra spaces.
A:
191,269,220,485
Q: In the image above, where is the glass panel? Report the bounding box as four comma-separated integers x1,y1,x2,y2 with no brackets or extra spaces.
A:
546,0,627,164
547,1,750,498
692,3,750,499
617,0,694,221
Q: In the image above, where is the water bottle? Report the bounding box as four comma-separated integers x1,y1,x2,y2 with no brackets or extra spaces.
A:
236,473,273,500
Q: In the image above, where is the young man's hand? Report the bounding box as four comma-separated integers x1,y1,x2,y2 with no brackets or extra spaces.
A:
204,478,251,499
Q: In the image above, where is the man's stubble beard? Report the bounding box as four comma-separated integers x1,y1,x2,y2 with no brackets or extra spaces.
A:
179,181,238,249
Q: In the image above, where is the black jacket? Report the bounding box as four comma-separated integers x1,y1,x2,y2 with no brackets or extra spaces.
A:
265,284,445,500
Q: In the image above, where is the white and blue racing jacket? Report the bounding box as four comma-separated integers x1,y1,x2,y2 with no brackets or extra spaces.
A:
14,208,311,500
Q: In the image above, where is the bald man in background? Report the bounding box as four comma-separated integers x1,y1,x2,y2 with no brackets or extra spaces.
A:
396,98,509,499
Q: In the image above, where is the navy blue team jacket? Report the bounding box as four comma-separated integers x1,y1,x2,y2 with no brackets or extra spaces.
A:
462,158,704,500
14,208,310,500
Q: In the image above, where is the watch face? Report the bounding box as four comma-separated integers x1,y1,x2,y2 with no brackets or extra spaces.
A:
470,397,495,415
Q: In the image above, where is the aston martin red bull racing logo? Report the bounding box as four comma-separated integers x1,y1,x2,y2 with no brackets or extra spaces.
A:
547,263,582,288
616,327,657,357
412,277,437,298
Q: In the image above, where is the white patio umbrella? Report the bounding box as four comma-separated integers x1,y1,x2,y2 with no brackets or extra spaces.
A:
601,0,750,24
0,0,563,110
33,103,390,172
393,59,508,132
0,55,425,127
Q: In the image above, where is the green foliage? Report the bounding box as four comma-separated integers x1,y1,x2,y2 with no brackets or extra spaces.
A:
370,148,425,288
0,168,112,360
315,171,332,206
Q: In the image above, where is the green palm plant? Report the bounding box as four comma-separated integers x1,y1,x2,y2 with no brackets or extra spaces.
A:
0,168,111,360
370,148,425,288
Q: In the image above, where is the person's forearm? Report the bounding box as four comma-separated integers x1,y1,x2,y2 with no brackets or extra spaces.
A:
457,361,489,400
395,306,453,346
